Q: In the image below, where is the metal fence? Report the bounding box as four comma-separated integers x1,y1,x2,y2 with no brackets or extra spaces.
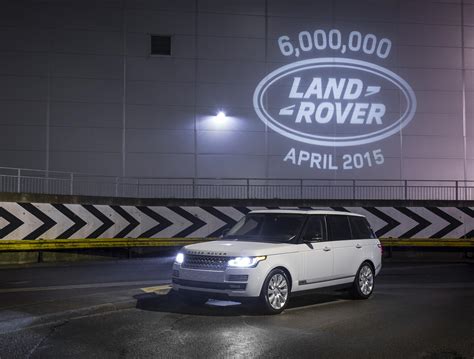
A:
1,166,473,200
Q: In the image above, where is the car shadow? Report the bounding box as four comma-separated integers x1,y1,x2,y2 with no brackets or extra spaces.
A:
134,290,349,317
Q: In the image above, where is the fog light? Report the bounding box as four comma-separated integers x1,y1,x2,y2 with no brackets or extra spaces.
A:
228,283,247,290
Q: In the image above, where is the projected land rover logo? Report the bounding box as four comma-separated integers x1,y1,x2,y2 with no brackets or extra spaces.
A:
254,58,416,147
253,29,417,170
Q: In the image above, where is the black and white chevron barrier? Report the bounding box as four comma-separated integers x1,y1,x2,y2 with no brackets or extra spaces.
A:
0,202,473,240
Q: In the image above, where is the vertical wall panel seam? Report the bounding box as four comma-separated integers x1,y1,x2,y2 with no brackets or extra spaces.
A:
264,0,269,180
46,28,52,173
461,0,468,183
193,0,199,179
122,3,127,178
397,0,403,181
332,0,337,182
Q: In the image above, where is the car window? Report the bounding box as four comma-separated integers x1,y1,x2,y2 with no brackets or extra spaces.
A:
326,215,351,241
225,213,306,242
349,216,376,239
232,216,259,235
302,216,326,242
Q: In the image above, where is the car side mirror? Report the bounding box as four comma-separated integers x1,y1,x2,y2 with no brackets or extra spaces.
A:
220,228,230,238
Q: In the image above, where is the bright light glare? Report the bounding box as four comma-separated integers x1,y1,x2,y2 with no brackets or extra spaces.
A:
215,111,226,122
207,299,241,307
175,252,184,264
228,256,266,268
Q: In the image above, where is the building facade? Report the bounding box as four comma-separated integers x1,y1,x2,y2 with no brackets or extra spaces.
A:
1,0,473,182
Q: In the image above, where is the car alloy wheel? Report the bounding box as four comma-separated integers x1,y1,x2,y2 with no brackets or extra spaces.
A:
352,262,375,299
359,265,374,295
267,273,289,310
358,264,374,296
260,269,290,314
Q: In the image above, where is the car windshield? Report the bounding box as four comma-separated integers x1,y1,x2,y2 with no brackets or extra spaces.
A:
224,213,307,243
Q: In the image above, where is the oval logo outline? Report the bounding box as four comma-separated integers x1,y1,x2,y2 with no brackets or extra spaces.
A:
253,58,417,147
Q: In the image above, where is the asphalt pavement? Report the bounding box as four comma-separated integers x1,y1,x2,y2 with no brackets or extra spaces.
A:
0,257,472,358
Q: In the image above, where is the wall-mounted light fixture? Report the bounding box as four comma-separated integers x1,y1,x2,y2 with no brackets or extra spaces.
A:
215,111,227,123
200,109,235,129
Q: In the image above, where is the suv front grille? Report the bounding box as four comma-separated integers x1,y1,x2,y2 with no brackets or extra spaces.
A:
182,254,230,271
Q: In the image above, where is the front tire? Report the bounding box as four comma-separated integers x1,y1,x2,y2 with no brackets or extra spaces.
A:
352,262,375,299
259,269,290,314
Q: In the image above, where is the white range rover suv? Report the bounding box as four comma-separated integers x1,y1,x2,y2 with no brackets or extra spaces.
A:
172,210,382,314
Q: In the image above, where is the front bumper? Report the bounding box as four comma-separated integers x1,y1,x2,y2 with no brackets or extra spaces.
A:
172,278,247,291
171,263,266,298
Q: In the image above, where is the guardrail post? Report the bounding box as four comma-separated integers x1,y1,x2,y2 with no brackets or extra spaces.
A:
192,178,196,199
70,173,74,195
404,180,408,200
37,239,44,263
17,168,21,192
352,179,356,200
246,179,250,199
300,179,303,199
115,176,119,197
455,180,459,201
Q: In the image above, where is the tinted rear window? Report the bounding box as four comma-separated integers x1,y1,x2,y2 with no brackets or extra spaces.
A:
326,215,351,241
349,216,375,239
302,215,326,241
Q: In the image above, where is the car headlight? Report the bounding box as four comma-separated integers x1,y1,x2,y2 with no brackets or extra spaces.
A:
228,256,266,268
175,252,184,264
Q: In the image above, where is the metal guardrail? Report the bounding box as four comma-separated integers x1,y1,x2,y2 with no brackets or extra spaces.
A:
0,238,472,251
1,166,474,200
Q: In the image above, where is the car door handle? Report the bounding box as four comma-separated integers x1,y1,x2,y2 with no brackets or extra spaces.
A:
323,246,331,251
355,244,362,249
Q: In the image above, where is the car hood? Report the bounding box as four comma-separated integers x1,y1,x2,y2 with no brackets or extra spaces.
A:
183,240,298,257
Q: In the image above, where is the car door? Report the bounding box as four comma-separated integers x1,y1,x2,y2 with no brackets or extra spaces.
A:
299,215,334,286
327,215,359,279
348,215,376,269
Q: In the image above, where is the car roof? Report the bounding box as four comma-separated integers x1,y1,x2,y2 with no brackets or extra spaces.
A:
248,209,364,217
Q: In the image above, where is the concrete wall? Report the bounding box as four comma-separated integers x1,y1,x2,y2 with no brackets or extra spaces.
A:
1,201,473,240
1,0,474,181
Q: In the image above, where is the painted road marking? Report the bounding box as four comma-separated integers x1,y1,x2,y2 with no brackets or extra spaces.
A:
0,280,170,294
140,284,172,294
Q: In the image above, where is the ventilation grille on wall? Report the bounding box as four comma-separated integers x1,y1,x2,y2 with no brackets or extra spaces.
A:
150,35,172,56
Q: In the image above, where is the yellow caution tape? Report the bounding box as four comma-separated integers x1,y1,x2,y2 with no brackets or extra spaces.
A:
0,237,472,251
